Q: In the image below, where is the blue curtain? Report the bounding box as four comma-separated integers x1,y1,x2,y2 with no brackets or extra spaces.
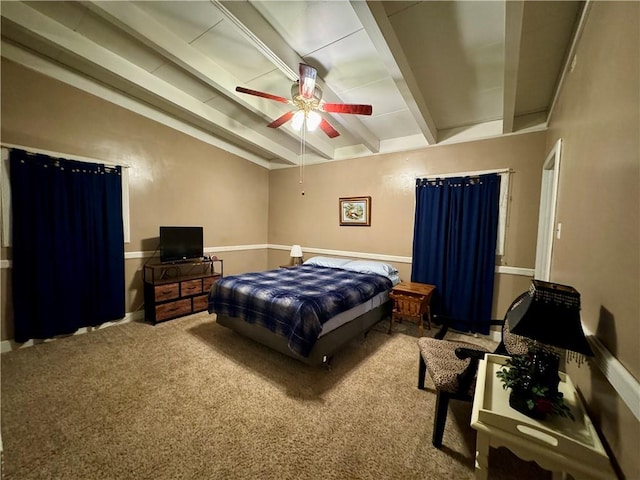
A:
411,174,501,334
10,149,125,343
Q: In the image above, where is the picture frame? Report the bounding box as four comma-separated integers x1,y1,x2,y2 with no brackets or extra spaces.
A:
339,196,371,226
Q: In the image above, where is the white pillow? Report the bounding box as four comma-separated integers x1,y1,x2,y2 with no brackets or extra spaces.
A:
387,272,401,286
303,256,352,268
341,260,399,278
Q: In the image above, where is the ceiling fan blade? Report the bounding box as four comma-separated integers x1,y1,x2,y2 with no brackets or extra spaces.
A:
318,118,340,138
298,63,317,99
236,86,289,104
321,103,373,115
267,111,295,129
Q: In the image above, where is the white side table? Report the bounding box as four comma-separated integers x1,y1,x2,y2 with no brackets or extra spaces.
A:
471,354,616,480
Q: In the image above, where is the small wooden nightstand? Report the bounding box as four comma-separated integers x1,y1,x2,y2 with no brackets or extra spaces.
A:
388,281,436,336
279,264,299,269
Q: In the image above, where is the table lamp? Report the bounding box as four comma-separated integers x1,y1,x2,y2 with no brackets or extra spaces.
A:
502,280,593,418
290,244,303,265
507,280,593,358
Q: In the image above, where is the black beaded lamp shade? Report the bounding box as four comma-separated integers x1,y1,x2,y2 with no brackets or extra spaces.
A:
507,280,593,356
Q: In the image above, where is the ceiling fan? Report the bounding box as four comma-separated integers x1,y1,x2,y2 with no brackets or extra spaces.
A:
235,63,373,138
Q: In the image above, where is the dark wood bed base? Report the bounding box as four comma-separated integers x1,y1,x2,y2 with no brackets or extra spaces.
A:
215,300,392,366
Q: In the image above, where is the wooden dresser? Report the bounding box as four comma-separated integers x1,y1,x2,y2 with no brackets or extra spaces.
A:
389,281,436,336
143,260,222,324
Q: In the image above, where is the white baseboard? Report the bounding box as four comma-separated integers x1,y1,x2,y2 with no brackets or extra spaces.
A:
0,310,144,353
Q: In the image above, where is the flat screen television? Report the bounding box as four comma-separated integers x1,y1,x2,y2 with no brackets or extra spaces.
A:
159,226,203,263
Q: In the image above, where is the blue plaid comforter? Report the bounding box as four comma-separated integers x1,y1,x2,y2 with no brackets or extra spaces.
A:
207,265,392,357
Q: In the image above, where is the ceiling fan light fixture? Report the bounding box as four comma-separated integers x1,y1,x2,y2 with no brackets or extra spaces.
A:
291,110,305,131
235,63,371,139
306,111,321,131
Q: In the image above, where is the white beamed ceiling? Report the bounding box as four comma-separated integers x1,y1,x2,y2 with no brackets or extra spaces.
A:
0,0,584,168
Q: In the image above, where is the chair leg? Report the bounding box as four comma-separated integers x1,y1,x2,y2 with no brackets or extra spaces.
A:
418,354,426,390
432,390,450,448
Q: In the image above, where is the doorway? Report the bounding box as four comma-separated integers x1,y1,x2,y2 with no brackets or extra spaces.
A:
534,139,562,281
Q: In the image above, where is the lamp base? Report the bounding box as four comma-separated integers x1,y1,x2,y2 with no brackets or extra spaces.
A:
530,348,561,393
292,257,303,266
505,348,561,420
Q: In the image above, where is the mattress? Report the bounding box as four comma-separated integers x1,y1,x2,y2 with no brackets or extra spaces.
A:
318,290,389,337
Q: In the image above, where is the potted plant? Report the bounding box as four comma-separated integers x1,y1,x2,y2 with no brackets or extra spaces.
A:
496,349,574,421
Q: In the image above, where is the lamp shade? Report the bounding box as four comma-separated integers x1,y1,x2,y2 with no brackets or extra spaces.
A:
507,280,593,356
290,245,303,258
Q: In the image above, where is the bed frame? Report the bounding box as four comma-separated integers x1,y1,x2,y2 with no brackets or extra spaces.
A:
215,300,392,366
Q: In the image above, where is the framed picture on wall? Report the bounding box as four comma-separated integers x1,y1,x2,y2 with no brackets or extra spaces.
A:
339,196,371,226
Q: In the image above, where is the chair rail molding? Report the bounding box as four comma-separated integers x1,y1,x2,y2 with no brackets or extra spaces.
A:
1,245,636,422
583,326,640,422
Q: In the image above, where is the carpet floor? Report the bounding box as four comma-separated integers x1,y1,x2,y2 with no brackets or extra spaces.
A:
1,312,550,479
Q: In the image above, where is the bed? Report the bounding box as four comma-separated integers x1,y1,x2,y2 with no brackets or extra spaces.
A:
207,256,400,365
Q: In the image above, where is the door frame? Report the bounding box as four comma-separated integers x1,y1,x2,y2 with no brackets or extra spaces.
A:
534,139,562,281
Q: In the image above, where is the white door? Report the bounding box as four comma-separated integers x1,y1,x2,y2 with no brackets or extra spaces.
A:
535,139,562,281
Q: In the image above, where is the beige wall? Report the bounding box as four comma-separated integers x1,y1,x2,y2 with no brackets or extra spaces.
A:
545,2,639,478
0,59,270,340
1,55,545,337
268,131,547,316
2,3,637,474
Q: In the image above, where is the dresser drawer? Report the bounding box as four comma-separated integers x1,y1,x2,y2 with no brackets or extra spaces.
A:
192,294,208,312
154,283,179,302
203,276,218,292
181,279,202,296
155,299,191,322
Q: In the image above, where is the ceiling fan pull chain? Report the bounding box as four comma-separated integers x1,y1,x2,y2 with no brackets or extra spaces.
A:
299,124,305,195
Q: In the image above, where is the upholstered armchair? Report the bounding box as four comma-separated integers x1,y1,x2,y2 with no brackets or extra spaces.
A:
416,293,529,448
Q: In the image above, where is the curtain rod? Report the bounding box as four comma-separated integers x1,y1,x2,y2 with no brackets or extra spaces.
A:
1,143,131,168
415,168,512,180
